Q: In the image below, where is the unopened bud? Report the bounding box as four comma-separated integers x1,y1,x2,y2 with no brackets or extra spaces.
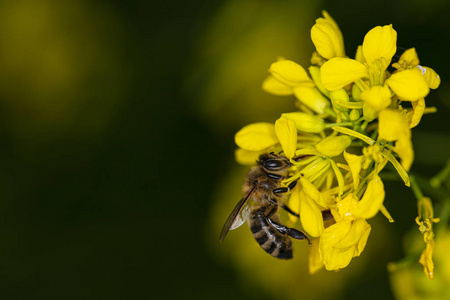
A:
330,88,350,112
316,135,351,157
282,112,325,133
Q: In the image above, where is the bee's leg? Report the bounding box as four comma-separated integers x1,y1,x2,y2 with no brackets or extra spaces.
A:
281,204,299,218
282,205,333,221
267,218,311,246
272,180,298,194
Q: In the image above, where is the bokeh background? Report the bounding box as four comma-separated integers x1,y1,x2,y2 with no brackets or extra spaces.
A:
0,0,448,299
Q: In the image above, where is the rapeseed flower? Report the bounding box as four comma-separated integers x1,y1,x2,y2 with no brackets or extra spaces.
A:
231,10,441,276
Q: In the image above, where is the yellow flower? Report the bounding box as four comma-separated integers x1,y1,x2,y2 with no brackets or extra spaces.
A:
393,47,441,90
310,11,345,60
321,25,397,90
263,60,331,114
320,176,384,270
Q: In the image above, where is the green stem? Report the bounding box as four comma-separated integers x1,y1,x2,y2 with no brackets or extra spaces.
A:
410,175,424,200
429,159,450,189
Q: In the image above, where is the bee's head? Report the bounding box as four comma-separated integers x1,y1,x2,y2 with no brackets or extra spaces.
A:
257,153,291,172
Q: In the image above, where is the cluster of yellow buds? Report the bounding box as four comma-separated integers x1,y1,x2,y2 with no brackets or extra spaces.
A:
234,11,440,273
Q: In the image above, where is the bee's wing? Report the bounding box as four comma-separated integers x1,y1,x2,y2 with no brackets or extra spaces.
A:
220,186,256,243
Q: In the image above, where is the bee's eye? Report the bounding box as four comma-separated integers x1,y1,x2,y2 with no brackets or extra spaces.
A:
264,159,284,170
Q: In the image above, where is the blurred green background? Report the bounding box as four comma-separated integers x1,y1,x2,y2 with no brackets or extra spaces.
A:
0,0,448,299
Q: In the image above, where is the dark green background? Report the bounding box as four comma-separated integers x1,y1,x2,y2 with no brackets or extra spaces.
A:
0,0,448,299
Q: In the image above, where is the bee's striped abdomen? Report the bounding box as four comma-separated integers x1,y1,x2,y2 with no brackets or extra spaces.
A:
248,206,293,259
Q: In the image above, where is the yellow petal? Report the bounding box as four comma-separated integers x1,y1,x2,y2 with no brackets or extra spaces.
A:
319,221,354,270
321,57,368,91
344,151,363,190
234,148,263,165
235,122,278,151
394,136,414,171
281,112,325,133
399,48,420,66
355,45,366,64
408,98,425,128
417,65,441,89
386,69,429,101
352,175,385,219
419,240,435,280
299,190,324,237
380,204,394,222
269,60,313,87
378,109,410,142
300,177,328,208
315,135,352,157
292,86,330,114
336,194,357,220
308,66,330,98
360,85,392,112
362,25,397,68
311,11,345,60
353,219,371,256
308,238,324,274
275,117,297,159
262,75,293,96
334,219,371,253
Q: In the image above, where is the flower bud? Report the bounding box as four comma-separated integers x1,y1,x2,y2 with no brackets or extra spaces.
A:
349,109,361,121
316,135,352,157
293,86,330,114
282,112,325,133
352,84,362,101
330,88,350,112
363,102,377,122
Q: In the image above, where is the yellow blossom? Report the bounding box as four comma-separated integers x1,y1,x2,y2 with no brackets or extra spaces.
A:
393,47,441,89
263,60,331,113
321,25,397,90
311,11,345,60
320,175,384,271
235,122,279,151
275,117,297,159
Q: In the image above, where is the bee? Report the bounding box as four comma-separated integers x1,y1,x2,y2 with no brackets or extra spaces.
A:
220,153,311,259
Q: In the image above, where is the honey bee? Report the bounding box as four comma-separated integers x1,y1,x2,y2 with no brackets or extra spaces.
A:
220,153,311,259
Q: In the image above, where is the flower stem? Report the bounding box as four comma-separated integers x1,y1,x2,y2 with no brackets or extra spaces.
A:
410,175,424,201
